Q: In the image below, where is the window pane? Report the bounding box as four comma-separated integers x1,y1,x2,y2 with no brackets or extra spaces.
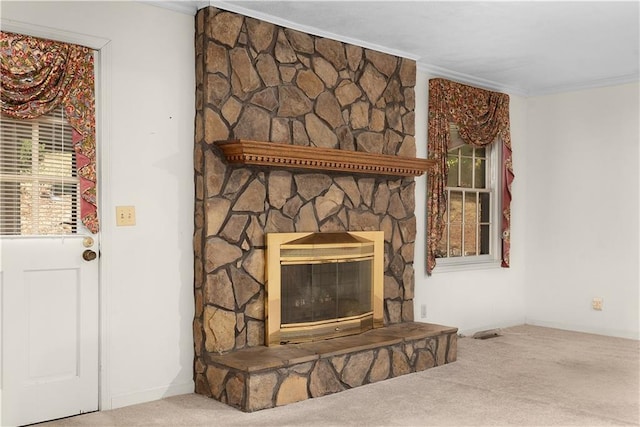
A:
475,146,486,158
435,225,448,258
464,193,478,225
1,107,78,236
449,223,462,257
474,159,486,188
480,224,490,255
460,144,473,156
449,191,463,224
435,224,449,258
447,155,458,187
460,157,472,188
464,221,477,256
479,193,491,223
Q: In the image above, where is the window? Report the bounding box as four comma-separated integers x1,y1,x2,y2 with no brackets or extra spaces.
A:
0,106,79,235
434,124,501,270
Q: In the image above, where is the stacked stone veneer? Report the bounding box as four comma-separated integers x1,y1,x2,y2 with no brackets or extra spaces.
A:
193,6,426,406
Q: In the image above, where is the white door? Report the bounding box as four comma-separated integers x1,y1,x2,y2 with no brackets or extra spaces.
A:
0,107,100,426
1,235,99,426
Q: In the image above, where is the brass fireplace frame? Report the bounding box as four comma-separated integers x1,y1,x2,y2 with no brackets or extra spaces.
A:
265,231,384,346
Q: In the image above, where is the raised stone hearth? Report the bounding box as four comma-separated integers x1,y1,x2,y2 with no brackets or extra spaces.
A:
204,322,457,411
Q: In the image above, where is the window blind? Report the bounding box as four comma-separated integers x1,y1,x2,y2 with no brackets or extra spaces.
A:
0,106,79,236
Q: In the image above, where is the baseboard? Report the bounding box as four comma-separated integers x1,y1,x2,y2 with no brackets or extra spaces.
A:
524,319,640,341
110,380,194,409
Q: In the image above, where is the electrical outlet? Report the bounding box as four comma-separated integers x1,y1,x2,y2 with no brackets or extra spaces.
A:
592,297,603,311
420,304,427,318
116,206,136,226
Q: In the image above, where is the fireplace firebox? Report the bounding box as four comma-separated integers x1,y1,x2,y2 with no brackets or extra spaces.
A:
265,231,384,346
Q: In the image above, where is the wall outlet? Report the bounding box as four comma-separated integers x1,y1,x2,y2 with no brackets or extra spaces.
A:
420,304,427,318
116,206,136,226
592,297,603,311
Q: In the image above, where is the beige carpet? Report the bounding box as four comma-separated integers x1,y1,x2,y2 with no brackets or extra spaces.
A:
42,325,640,426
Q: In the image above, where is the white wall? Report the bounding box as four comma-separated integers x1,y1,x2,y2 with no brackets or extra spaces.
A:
413,71,527,335
524,83,639,339
1,1,196,408
414,72,639,340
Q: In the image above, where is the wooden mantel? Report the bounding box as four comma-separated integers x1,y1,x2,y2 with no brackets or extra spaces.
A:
214,140,435,177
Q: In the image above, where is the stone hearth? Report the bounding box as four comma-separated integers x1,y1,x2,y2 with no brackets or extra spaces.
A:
205,322,457,412
192,6,457,411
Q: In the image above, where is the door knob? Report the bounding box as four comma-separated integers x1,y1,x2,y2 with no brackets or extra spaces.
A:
82,249,97,261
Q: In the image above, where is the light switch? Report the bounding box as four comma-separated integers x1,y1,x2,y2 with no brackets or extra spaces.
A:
116,206,136,226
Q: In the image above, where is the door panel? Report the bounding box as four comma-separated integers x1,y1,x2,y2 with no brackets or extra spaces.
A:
1,236,99,426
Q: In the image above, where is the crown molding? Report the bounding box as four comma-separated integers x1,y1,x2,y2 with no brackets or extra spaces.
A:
417,62,529,97
531,73,640,97
418,62,639,98
138,0,206,16
0,18,110,49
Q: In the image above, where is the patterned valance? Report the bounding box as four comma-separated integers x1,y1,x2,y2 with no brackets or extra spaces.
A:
427,78,514,273
1,31,98,233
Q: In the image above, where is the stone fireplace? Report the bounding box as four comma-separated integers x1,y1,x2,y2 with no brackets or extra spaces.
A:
193,6,457,411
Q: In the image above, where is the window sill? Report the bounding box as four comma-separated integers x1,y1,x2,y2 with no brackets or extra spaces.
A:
431,258,502,274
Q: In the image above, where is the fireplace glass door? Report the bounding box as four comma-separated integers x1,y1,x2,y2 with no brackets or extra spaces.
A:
281,258,372,326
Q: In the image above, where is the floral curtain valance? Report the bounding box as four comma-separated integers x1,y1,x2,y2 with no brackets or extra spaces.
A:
427,78,514,273
1,31,98,233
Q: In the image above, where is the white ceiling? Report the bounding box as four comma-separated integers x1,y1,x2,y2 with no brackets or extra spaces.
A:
149,1,639,96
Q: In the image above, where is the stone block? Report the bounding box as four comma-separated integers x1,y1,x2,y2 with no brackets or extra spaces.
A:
296,69,324,99
209,12,243,48
305,113,338,148
359,63,386,104
230,48,261,93
233,105,271,141
341,351,373,387
248,371,278,411
345,44,363,72
276,375,308,406
204,306,236,353
205,269,235,310
277,85,313,117
309,360,344,397
205,238,242,272
230,267,261,309
204,108,230,144
365,49,397,77
295,202,319,232
246,18,275,53
315,38,347,70
368,348,390,383
312,57,338,87
225,374,245,408
447,333,458,362
347,210,380,231
285,28,314,54
206,197,232,236
275,30,297,63
256,54,280,87
206,365,230,399
391,347,411,377
415,349,435,371
232,178,266,213
315,91,344,129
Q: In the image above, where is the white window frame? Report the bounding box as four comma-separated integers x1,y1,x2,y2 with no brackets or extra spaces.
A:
433,139,502,273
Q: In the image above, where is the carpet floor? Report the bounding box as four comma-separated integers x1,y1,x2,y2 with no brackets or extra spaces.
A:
41,325,640,426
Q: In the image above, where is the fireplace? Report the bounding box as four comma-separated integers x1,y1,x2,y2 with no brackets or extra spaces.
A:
266,231,384,346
